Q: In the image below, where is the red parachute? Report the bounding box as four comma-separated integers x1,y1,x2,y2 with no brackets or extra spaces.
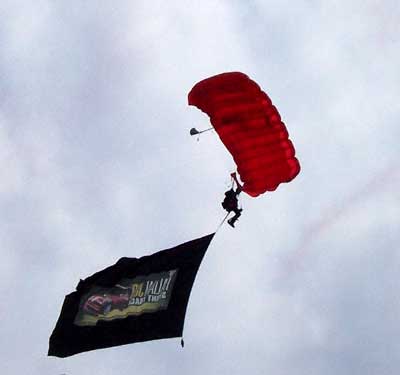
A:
188,72,300,197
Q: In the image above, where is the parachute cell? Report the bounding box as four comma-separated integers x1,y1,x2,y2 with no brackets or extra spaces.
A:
188,72,300,197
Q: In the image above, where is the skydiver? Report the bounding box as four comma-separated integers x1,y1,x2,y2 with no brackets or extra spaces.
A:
221,172,243,228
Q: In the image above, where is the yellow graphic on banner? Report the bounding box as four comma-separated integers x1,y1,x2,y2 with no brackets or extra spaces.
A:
74,270,178,326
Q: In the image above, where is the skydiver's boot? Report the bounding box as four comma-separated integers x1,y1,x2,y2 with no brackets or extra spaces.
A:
228,218,235,228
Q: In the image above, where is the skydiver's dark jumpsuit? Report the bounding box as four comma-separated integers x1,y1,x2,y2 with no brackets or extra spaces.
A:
221,187,242,227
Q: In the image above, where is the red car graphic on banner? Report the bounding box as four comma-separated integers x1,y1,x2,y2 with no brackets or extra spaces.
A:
83,287,130,316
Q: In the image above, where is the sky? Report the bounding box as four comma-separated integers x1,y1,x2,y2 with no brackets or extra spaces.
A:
1,1,399,374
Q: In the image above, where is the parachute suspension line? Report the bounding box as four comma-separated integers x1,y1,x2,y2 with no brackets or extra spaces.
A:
231,172,242,209
237,194,242,210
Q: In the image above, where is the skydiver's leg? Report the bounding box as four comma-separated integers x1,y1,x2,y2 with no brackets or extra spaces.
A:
228,208,242,227
233,208,242,219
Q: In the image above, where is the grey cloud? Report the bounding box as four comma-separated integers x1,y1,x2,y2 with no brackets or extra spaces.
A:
1,1,399,374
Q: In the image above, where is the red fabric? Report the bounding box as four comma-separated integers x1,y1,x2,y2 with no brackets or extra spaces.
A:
188,72,300,197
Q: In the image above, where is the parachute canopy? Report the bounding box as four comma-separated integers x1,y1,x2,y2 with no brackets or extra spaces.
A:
188,72,300,197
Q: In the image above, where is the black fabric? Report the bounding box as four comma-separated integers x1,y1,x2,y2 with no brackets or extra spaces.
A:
48,233,214,358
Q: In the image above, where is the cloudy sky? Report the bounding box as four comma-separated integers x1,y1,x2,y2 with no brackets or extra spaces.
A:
1,1,399,374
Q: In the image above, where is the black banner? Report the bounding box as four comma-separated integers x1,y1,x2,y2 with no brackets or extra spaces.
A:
48,233,214,357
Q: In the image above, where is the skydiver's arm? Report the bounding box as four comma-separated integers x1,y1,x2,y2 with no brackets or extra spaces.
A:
230,172,243,194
